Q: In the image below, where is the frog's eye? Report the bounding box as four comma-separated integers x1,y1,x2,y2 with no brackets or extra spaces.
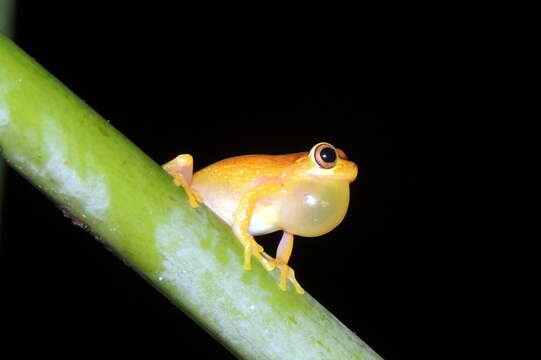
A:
314,143,337,169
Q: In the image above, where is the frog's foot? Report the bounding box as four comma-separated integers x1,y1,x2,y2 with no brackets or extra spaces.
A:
162,154,203,208
277,264,305,294
184,186,203,208
171,175,203,208
262,251,277,271
242,240,275,271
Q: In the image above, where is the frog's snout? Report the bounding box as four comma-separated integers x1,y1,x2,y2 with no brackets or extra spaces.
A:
337,160,358,183
350,162,358,182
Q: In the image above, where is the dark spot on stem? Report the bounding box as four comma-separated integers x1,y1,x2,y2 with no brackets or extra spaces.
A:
97,125,110,137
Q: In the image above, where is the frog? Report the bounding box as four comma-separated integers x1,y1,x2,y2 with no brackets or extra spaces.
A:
162,142,358,294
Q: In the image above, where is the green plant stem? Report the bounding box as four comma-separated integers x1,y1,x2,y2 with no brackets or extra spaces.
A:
0,0,15,240
0,35,383,360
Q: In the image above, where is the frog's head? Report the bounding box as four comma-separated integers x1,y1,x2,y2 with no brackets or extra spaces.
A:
299,142,358,182
280,142,358,237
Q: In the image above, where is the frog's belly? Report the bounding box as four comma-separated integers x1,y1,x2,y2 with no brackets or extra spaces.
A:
193,185,280,236
248,204,281,235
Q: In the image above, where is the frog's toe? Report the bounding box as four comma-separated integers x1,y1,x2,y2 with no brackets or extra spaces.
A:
252,241,264,254
243,246,253,270
187,195,199,208
250,244,275,271
261,252,277,271
259,257,276,271
277,264,305,294
186,188,204,208
192,188,204,203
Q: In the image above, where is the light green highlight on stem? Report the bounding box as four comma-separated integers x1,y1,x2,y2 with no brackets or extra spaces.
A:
0,34,383,360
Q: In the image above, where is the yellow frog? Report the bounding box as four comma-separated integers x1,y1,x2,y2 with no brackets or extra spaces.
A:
162,142,358,294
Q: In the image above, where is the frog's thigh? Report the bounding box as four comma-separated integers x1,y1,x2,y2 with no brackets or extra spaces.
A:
162,154,202,207
162,154,194,184
275,232,305,294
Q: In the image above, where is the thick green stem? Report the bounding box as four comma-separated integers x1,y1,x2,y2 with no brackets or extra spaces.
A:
0,35,382,360
0,0,14,38
0,0,15,238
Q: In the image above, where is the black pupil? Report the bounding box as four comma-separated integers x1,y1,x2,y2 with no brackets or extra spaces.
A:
320,147,336,163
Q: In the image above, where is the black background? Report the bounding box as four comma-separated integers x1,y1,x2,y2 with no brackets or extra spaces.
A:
1,3,439,359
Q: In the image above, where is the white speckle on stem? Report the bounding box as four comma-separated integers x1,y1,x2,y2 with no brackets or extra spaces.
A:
9,116,110,220
44,147,109,218
41,119,110,219
0,101,10,127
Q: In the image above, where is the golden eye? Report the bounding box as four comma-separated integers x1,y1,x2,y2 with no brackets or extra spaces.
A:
314,143,337,169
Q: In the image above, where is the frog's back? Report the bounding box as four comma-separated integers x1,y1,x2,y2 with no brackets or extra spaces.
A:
191,152,305,228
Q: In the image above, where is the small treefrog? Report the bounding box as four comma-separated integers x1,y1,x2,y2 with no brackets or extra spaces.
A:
162,142,358,294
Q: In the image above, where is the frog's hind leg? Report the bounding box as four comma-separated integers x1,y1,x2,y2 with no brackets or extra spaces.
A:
275,232,305,294
162,154,203,208
232,182,280,272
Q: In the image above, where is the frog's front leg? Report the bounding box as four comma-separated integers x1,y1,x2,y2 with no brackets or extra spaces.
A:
275,232,305,294
233,182,279,272
162,154,203,208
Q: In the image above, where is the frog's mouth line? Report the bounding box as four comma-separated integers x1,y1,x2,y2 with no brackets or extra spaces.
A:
306,173,357,182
